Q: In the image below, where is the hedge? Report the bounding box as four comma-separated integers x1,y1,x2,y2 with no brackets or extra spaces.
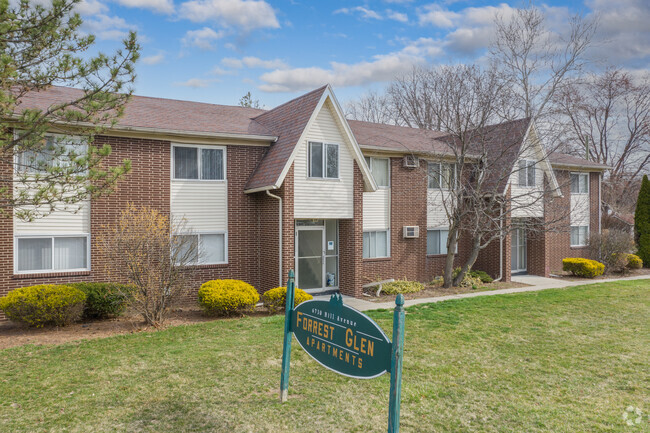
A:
261,286,313,314
562,258,605,278
0,285,86,327
198,279,259,316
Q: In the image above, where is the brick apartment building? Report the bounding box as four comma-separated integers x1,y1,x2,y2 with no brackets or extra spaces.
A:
1,84,608,317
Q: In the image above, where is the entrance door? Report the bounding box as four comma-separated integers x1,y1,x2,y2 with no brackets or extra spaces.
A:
296,220,338,292
511,227,527,273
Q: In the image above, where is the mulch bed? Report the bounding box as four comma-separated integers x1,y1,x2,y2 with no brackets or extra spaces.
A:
0,307,270,350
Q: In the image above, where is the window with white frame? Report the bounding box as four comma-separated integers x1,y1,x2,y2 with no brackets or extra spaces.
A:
427,229,452,255
173,233,226,264
570,173,589,194
15,235,89,273
428,162,456,189
16,135,87,174
518,160,536,187
173,145,225,180
570,226,589,246
363,230,389,258
309,142,339,179
364,157,390,187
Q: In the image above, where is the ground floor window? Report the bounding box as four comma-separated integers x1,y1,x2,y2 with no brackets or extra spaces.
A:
15,235,89,273
427,229,450,255
173,232,226,264
570,226,589,247
363,230,389,258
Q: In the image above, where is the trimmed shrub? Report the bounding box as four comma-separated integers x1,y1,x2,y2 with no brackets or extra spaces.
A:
562,258,605,278
198,279,259,316
69,282,133,320
262,287,313,314
452,268,487,287
627,254,643,269
381,279,425,295
0,285,86,327
468,270,493,284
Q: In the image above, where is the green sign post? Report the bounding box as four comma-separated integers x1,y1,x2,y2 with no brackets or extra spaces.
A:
280,270,406,433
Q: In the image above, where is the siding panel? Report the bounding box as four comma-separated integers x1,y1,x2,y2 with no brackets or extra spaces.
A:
294,100,355,219
363,189,390,230
571,194,590,226
171,181,227,231
14,202,90,234
427,190,453,228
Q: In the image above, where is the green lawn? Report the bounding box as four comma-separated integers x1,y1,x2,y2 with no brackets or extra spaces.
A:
1,280,649,433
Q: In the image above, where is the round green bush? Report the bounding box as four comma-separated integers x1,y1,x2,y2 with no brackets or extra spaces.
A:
261,286,313,314
627,254,643,269
198,279,259,316
562,258,605,278
69,282,133,319
0,284,86,327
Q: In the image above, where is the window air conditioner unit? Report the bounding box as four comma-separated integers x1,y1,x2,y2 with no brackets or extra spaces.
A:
403,226,420,238
403,155,419,168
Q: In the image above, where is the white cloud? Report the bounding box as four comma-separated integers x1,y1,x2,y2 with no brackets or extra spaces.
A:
114,0,174,14
334,6,382,20
82,14,136,40
222,56,287,69
211,66,232,75
417,4,459,28
182,27,225,50
174,78,219,88
142,53,165,65
259,38,442,92
179,0,279,31
386,9,408,23
74,0,108,15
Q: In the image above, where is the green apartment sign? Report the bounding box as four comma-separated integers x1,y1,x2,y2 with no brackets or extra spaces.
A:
292,295,392,378
280,270,406,433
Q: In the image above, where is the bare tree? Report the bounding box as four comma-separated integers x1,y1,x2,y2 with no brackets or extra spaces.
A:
554,68,650,212
345,89,400,125
100,204,198,326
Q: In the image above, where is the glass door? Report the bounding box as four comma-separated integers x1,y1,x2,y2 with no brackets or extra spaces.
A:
511,227,527,273
296,220,338,291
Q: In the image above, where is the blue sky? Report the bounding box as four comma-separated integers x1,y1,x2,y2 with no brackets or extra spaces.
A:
77,0,650,108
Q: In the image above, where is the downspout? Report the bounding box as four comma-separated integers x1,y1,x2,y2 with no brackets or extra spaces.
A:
266,190,283,287
493,200,504,282
598,173,602,234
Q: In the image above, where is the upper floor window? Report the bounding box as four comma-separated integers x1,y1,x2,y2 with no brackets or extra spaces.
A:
16,135,87,174
570,173,589,194
173,145,225,180
518,160,536,187
364,157,390,187
428,162,456,189
309,142,339,179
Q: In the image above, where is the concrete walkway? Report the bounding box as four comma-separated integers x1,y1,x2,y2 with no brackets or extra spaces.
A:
314,274,650,312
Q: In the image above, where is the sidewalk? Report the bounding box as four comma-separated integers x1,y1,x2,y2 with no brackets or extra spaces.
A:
314,274,650,312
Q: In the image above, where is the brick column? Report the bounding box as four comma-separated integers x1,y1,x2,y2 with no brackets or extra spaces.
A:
339,162,363,297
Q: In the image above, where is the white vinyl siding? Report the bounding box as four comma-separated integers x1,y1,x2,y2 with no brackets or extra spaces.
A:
294,100,355,219
363,230,389,258
427,190,454,228
15,234,90,273
14,202,90,234
510,140,544,218
570,226,589,246
363,188,390,231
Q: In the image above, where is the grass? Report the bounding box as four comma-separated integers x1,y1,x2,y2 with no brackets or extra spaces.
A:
1,280,649,433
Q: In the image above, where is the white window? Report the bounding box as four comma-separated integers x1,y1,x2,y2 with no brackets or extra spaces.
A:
363,230,389,258
427,229,451,255
570,226,589,246
570,173,589,194
173,145,225,180
309,142,339,179
16,135,87,174
173,233,226,264
518,160,536,187
364,157,390,187
428,162,456,189
15,235,89,273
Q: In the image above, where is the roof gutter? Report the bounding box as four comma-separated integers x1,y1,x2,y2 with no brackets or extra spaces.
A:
550,163,611,171
244,183,281,194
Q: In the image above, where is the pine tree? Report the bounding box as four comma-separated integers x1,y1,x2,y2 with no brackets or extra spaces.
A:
635,174,650,267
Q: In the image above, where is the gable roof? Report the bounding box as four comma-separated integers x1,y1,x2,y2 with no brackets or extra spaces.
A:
348,120,449,155
244,86,327,192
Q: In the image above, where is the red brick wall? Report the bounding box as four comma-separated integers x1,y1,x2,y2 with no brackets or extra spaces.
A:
339,162,364,296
